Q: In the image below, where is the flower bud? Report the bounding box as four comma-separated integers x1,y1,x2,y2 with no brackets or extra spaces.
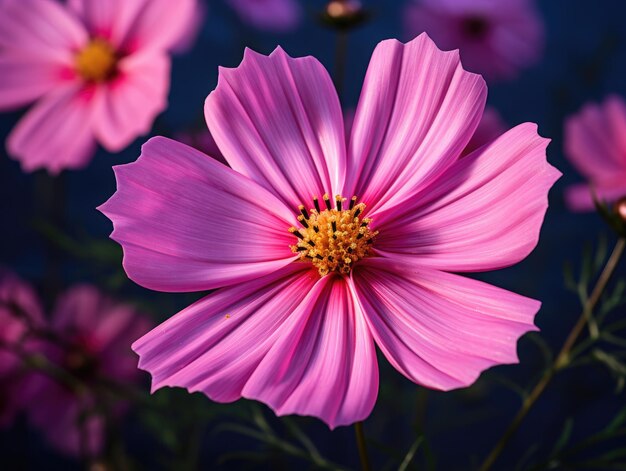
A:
614,197,626,222
321,0,368,30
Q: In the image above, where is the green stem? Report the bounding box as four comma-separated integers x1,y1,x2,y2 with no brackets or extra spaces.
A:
354,421,371,471
479,237,626,471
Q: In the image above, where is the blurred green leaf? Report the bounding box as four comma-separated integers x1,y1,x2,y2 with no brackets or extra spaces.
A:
514,443,540,471
283,417,323,464
594,234,608,272
489,375,528,402
599,279,626,324
526,332,555,368
563,260,577,292
604,406,626,434
215,419,347,470
397,436,423,471
593,349,626,375
551,418,574,457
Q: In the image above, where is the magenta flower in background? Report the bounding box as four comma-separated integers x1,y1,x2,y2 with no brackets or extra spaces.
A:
227,0,301,32
462,106,507,156
405,0,544,81
175,128,227,165
564,95,626,211
100,34,560,428
0,270,44,428
0,0,196,173
24,285,151,456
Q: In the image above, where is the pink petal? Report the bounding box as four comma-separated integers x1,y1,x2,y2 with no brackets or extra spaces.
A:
67,0,137,47
564,95,626,184
51,284,145,352
243,274,378,428
133,265,319,402
170,0,206,54
68,0,197,53
0,269,46,427
205,47,346,210
51,284,151,382
99,137,297,292
565,181,626,212
344,33,486,214
0,0,87,60
26,377,104,456
122,0,197,52
92,52,170,152
0,269,45,375
352,257,540,390
0,51,71,111
374,123,561,272
6,83,96,174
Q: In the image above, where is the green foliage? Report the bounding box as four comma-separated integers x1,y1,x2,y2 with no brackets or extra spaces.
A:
520,407,626,471
214,404,348,470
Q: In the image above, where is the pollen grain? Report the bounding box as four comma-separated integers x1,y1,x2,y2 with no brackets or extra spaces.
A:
289,194,377,276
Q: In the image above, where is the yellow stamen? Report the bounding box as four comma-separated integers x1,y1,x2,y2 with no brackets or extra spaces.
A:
289,195,377,276
75,39,117,82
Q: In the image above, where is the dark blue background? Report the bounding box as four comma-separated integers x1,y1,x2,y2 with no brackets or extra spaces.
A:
2,0,626,469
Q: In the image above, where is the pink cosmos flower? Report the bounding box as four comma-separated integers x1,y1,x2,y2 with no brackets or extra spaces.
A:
405,0,544,81
0,270,44,427
564,95,626,211
0,0,196,173
100,34,560,428
25,285,151,456
227,0,301,32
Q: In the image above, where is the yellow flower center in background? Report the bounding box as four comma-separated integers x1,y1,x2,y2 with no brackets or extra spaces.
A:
75,39,117,82
289,194,378,276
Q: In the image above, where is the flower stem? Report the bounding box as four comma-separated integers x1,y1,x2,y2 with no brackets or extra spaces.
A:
334,29,348,100
354,421,371,471
479,236,626,471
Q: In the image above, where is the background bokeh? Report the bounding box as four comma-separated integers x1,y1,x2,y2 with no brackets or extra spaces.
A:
2,0,626,469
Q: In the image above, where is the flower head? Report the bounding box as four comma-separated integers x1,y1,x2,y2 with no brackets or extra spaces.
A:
23,285,151,456
0,0,196,173
100,34,560,428
405,0,544,81
564,95,626,211
227,0,301,32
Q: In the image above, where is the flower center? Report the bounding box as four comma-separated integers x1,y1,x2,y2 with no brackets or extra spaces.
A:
289,194,378,276
75,39,118,82
461,16,490,39
61,332,100,383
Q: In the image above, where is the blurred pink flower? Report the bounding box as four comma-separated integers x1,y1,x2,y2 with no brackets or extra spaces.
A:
227,0,301,32
405,0,544,81
0,270,44,427
25,285,151,456
100,34,560,428
175,128,227,165
171,0,207,54
564,96,626,211
0,0,196,173
462,106,507,156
